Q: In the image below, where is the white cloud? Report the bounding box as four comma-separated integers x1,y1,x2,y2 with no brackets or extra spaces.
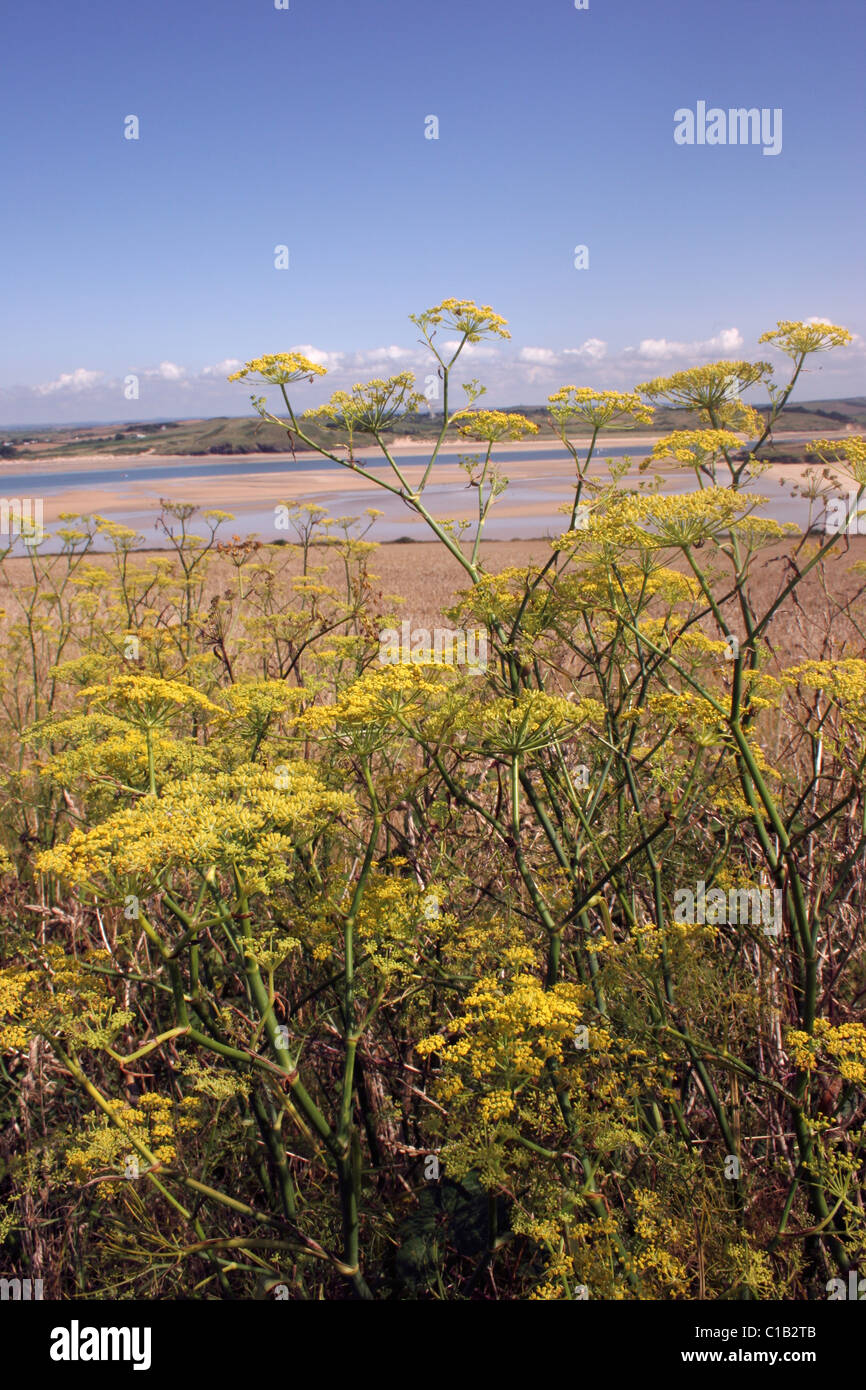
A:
289,344,346,370
563,338,608,361
624,327,743,363
710,328,744,353
354,345,410,365
201,358,243,378
519,340,607,368
440,339,499,360
629,338,682,362
519,347,557,365
10,320,864,427
130,361,188,381
34,367,104,395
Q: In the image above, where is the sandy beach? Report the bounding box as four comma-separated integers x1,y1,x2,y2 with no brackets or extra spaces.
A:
1,430,853,545
21,447,846,536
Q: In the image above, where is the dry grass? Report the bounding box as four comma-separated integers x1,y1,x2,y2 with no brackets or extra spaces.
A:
3,534,866,665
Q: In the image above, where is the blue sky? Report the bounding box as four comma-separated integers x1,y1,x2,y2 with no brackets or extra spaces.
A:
2,0,864,425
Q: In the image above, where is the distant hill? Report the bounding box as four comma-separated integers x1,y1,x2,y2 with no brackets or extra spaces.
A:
4,398,865,462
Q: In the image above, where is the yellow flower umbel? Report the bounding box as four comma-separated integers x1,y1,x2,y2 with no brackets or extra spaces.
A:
416,964,584,1186
637,489,782,547
548,386,654,432
643,429,746,477
29,710,216,798
807,435,866,488
227,353,328,385
222,680,307,750
78,674,225,726
409,298,511,343
556,487,791,554
0,945,131,1052
781,658,866,729
36,763,354,899
0,967,41,1049
303,374,427,445
466,690,605,758
452,410,539,443
637,360,772,416
758,319,852,358
300,663,454,748
787,1020,866,1087
64,1091,204,1188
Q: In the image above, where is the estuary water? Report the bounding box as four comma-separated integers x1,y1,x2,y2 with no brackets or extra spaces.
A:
0,436,845,550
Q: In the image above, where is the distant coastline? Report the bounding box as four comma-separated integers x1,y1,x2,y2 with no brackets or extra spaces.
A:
1,437,854,551
3,396,864,463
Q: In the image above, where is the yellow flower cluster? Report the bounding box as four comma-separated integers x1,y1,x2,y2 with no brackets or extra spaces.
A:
636,489,769,545
557,488,774,553
637,360,772,412
0,968,40,1049
33,713,216,795
303,373,427,439
301,663,453,732
409,298,511,342
447,565,544,634
612,618,730,661
554,563,701,614
548,386,654,430
0,946,129,1050
647,429,744,466
418,971,582,1082
731,516,800,544
630,1189,691,1295
36,763,354,896
80,674,225,727
758,320,852,357
227,353,328,385
478,1090,516,1123
807,435,866,487
469,691,605,756
452,410,539,443
356,873,449,976
787,1019,866,1085
644,691,726,736
781,658,866,724
222,680,307,745
242,927,300,972
65,1092,204,1186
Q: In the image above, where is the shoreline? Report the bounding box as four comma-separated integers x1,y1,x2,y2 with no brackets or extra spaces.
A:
24,457,845,530
1,433,855,545
2,436,661,472
2,427,851,477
